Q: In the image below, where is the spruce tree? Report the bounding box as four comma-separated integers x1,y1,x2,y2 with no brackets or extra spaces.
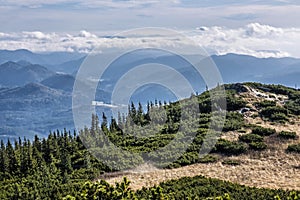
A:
0,140,8,173
6,140,19,175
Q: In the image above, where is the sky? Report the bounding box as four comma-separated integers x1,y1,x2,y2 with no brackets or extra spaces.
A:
0,0,300,57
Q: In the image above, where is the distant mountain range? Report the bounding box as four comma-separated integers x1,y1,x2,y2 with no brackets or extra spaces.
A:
0,82,73,141
0,49,299,87
0,61,54,87
0,49,85,66
0,49,299,140
41,73,76,92
212,53,300,87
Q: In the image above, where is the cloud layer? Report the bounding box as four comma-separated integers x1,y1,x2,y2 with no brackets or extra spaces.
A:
0,23,300,58
191,23,300,58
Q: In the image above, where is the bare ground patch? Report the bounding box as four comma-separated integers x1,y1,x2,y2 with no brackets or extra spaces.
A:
102,148,300,191
99,86,300,191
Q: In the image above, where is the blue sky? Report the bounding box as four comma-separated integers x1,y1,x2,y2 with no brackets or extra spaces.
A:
0,0,299,32
0,0,300,58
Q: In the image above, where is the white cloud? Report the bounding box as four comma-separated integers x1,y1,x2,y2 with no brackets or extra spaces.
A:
78,30,97,38
0,23,300,58
22,31,56,40
190,23,300,58
244,23,284,37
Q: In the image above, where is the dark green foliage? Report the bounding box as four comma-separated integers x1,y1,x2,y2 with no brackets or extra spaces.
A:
136,175,300,200
245,83,296,97
287,144,300,153
213,139,247,155
260,106,289,122
255,100,276,108
239,134,264,143
221,159,241,166
0,140,8,174
2,82,300,199
251,126,276,136
223,112,244,132
245,82,300,116
226,90,247,111
72,177,137,200
6,140,19,176
248,142,267,151
198,154,219,163
197,88,246,113
64,175,300,200
198,92,213,113
169,151,200,167
285,99,300,115
278,131,297,140
0,130,105,199
0,91,223,198
147,186,165,200
269,113,289,123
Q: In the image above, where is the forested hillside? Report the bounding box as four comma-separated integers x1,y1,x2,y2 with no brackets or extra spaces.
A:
0,83,299,199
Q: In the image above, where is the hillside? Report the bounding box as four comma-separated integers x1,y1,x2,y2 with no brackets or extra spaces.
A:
0,61,54,87
41,73,76,92
0,83,73,141
2,51,300,141
100,83,300,191
0,82,299,199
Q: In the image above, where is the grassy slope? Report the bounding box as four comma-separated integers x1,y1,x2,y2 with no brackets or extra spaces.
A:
101,83,300,191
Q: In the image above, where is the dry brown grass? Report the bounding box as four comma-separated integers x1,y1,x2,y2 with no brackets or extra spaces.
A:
103,148,300,191
99,86,300,191
102,122,300,191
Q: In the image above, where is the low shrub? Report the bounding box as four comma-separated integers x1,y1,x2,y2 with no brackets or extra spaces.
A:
251,126,276,136
287,144,300,153
248,142,267,151
198,155,219,163
136,173,300,200
285,99,300,115
260,106,289,122
239,134,263,143
269,113,289,123
255,100,276,108
278,131,297,140
213,139,247,156
222,159,241,166
226,90,247,111
223,112,244,132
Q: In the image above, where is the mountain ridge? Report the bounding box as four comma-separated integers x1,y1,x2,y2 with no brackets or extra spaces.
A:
0,61,55,87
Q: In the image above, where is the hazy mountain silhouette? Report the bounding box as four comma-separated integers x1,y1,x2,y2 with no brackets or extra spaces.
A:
0,61,54,87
